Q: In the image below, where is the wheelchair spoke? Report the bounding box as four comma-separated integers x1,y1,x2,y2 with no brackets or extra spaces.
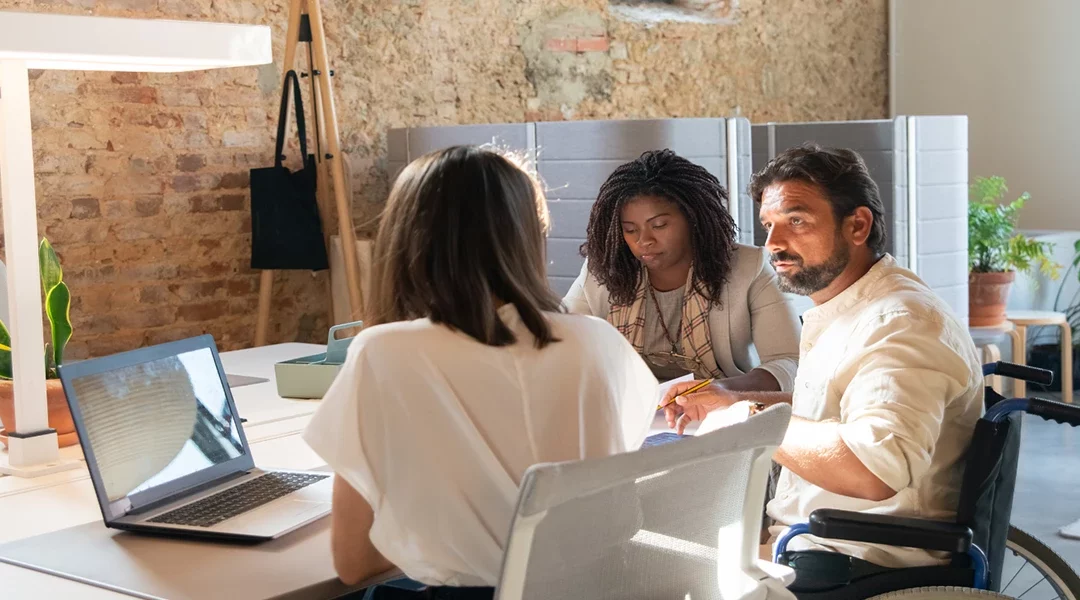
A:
1017,576,1050,598
1004,560,1029,593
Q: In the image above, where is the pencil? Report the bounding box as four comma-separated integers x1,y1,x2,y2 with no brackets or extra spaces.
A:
657,378,715,411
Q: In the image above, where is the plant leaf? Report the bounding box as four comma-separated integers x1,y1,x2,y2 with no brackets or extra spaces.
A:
39,238,63,293
0,319,11,380
45,281,72,367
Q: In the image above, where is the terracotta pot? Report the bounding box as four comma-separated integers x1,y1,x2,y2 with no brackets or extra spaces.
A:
969,271,1015,327
0,379,79,448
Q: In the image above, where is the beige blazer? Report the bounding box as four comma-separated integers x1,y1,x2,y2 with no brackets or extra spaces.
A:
563,243,802,391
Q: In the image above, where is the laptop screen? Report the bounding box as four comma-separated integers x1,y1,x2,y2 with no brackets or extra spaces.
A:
66,346,246,508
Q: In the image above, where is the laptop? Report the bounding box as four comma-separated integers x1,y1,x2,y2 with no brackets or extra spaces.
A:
58,335,332,542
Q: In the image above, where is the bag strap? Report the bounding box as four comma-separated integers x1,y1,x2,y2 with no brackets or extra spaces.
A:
274,70,309,168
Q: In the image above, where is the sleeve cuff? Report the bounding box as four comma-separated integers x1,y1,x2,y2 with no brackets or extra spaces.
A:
837,419,912,494
755,359,798,392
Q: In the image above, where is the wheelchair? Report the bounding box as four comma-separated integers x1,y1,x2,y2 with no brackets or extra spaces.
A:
774,361,1080,599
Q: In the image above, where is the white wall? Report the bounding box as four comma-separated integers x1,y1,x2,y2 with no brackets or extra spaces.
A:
891,0,1080,231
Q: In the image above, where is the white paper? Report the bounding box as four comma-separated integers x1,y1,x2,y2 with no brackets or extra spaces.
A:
656,373,696,407
695,401,755,436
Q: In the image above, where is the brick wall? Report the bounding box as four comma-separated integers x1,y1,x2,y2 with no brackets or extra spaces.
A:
0,0,887,358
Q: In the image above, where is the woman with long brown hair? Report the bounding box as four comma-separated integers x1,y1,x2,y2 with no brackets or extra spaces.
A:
303,146,657,597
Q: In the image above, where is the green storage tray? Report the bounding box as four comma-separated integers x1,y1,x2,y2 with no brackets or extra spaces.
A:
275,321,363,399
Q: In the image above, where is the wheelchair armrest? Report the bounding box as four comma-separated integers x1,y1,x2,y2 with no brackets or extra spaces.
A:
806,509,972,554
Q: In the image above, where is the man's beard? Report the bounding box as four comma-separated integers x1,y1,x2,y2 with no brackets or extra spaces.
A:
772,239,850,296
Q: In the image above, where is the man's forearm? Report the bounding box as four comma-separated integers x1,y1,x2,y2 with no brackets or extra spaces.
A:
773,416,896,502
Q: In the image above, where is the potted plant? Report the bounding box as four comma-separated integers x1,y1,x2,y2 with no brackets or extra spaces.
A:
968,176,1059,326
0,239,76,448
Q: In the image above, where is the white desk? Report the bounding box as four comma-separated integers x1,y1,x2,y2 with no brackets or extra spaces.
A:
0,343,328,599
0,343,682,598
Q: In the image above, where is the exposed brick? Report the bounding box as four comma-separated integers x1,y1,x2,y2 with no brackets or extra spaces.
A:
222,130,263,148
171,174,220,193
70,197,101,219
0,0,886,357
167,280,226,303
545,38,576,52
86,332,148,359
118,86,158,105
177,300,229,323
575,37,610,52
226,277,257,296
110,73,139,85
215,172,249,189
176,154,206,172
114,308,178,330
138,285,170,304
159,88,202,107
220,194,246,211
145,325,207,347
135,196,164,217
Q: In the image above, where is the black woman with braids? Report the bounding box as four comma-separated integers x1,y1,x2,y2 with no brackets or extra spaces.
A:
564,149,801,396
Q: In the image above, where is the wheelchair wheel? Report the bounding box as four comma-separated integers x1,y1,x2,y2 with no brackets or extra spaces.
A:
866,588,1010,598
1001,525,1080,599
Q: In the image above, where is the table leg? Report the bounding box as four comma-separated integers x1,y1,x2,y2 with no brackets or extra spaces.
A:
1062,322,1073,404
1007,326,1026,398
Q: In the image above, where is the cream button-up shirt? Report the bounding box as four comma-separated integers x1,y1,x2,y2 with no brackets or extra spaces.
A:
766,255,984,568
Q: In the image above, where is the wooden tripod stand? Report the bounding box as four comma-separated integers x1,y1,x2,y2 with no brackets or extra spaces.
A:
253,0,364,346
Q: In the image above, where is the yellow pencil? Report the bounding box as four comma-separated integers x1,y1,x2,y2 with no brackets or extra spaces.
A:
657,378,714,411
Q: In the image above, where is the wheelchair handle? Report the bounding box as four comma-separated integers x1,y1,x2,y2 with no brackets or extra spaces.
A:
1028,398,1080,427
983,361,1054,386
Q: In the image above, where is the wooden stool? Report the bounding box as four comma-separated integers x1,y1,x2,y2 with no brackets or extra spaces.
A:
1005,310,1073,403
970,322,1023,396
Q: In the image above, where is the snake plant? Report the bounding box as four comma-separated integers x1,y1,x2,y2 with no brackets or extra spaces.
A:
0,239,73,380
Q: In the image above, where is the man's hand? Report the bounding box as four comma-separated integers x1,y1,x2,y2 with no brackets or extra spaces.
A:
662,379,738,434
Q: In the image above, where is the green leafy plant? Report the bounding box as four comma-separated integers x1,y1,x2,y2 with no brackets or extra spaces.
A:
0,239,72,380
1052,239,1080,348
968,176,1060,278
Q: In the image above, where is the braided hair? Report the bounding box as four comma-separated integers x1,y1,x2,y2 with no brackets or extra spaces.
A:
580,149,738,307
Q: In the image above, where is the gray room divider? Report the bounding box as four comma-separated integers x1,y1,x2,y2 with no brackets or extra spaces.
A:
750,116,969,323
387,118,754,297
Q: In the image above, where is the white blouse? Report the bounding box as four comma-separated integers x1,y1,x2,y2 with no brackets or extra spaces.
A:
303,305,658,586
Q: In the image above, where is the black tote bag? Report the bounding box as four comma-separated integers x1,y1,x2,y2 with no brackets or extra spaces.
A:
249,69,330,271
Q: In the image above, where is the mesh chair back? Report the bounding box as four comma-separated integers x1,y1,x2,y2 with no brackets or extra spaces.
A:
955,412,1023,592
495,404,792,600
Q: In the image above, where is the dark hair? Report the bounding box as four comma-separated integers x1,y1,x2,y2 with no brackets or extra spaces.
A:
369,145,562,348
579,149,738,306
749,143,887,254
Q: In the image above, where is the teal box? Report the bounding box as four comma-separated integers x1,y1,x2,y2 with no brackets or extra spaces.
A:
275,321,363,399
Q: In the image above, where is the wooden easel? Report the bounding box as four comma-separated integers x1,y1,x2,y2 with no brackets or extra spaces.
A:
254,0,364,346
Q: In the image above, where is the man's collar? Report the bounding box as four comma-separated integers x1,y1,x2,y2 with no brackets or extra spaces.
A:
803,254,895,322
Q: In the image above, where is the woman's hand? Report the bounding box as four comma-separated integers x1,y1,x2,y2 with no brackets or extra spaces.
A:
661,379,738,434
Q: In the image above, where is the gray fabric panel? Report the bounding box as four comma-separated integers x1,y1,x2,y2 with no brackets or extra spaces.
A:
540,158,726,201
546,238,587,278
536,118,725,160
408,123,531,158
772,120,895,151
387,128,408,162
547,199,595,240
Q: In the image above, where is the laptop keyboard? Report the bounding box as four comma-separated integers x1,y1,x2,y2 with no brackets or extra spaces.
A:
147,472,328,528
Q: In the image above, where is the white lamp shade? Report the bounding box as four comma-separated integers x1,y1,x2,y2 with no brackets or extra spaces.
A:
0,11,272,72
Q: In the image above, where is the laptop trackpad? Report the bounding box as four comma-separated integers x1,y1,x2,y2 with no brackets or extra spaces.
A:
225,500,330,536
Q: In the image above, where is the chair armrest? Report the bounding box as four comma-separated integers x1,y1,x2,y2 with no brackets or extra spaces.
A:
806,509,972,554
